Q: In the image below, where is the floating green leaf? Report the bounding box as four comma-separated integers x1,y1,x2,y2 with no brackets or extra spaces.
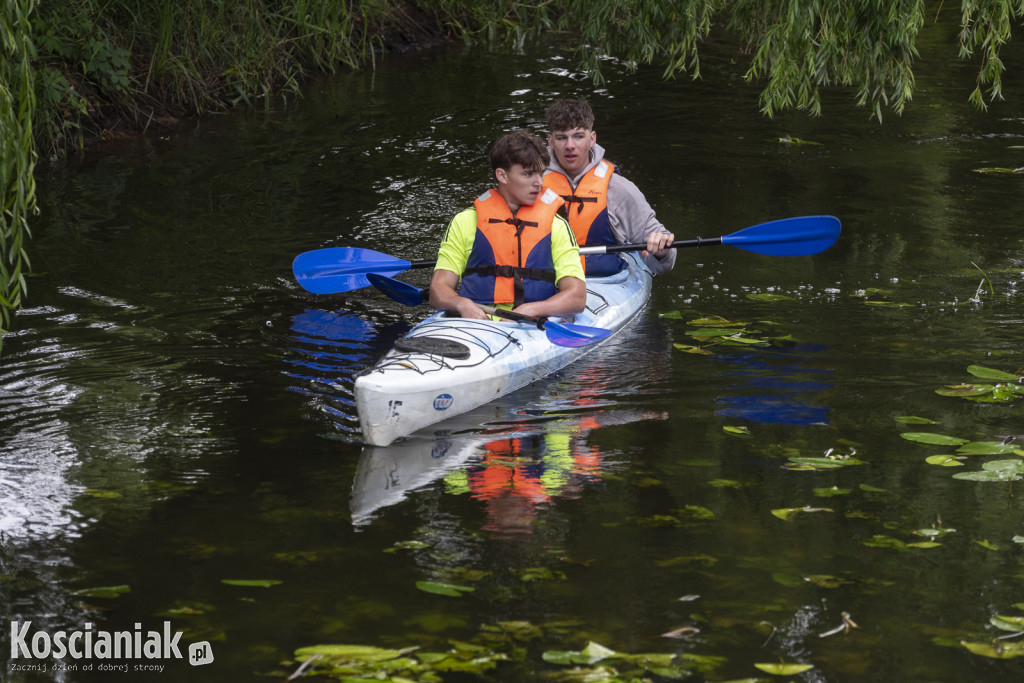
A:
863,535,908,551
746,292,795,302
953,459,1024,482
863,300,912,308
859,483,889,493
894,416,939,424
967,365,1022,381
708,479,749,488
991,615,1024,631
687,317,745,327
961,639,1024,658
72,585,131,598
221,579,282,588
974,539,999,551
676,505,716,520
956,441,1021,456
973,167,1024,174
416,581,475,597
776,136,822,146
754,662,814,674
724,425,752,436
925,455,965,467
688,328,744,338
83,489,122,498
673,343,714,355
935,384,993,397
813,486,853,497
787,456,866,468
294,644,408,662
517,567,566,582
772,506,833,522
900,432,970,446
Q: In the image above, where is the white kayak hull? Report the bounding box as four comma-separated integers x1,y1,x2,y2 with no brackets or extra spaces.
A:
354,252,653,446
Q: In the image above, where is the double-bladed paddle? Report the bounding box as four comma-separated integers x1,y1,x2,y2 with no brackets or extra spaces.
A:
365,273,611,348
292,214,841,294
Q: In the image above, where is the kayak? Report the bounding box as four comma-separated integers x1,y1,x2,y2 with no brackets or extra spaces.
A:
353,252,654,446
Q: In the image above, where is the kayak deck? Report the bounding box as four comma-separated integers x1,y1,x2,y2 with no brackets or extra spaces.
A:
354,252,653,446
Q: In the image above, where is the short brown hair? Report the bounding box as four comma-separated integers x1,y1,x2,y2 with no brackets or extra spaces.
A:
489,129,549,173
545,99,595,133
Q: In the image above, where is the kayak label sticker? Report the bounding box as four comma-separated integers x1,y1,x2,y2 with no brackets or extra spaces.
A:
433,394,454,411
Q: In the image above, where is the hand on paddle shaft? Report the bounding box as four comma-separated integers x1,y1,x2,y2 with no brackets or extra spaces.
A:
292,215,841,295
365,274,611,348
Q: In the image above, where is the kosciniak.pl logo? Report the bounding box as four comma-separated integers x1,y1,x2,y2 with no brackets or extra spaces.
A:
8,621,213,673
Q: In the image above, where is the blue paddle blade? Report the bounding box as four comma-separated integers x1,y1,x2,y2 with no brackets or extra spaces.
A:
293,248,412,294
366,273,428,306
544,321,613,347
720,215,841,256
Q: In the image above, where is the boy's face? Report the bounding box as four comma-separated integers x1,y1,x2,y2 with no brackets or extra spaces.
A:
548,127,596,176
496,163,545,210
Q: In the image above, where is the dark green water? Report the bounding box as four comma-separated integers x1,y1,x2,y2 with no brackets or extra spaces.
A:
3,30,1024,682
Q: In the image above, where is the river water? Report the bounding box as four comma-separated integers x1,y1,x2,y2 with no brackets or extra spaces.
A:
2,27,1023,683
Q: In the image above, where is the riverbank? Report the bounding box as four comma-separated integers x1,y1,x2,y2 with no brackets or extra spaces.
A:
29,0,456,155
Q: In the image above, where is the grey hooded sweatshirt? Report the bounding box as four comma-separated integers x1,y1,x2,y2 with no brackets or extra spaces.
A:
545,141,676,275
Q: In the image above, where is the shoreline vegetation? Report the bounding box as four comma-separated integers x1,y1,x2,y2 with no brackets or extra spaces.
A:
3,0,1023,349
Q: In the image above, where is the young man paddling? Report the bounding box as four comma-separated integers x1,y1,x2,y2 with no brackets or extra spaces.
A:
543,99,676,276
429,129,587,320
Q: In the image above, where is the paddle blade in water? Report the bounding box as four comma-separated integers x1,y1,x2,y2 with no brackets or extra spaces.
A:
544,321,613,347
293,248,412,294
720,215,841,256
366,273,427,306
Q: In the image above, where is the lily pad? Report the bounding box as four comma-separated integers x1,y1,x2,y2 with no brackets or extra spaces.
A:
754,662,814,675
894,416,939,425
935,384,994,398
991,615,1024,631
771,506,833,522
673,343,714,355
955,441,1022,456
953,459,1024,482
961,639,1024,658
900,432,970,446
416,581,475,597
221,579,282,588
72,585,131,598
724,425,752,436
966,365,1022,381
925,455,965,467
294,644,408,661
746,293,796,302
813,486,853,497
688,328,745,338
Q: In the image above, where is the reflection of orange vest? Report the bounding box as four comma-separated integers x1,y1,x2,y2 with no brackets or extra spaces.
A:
468,440,548,503
460,189,563,306
544,162,622,275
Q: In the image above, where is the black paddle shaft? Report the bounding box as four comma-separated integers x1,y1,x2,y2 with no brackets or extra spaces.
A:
590,236,724,254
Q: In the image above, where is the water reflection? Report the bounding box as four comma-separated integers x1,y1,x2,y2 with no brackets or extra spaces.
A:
351,319,674,533
351,402,668,533
283,307,385,437
713,345,833,426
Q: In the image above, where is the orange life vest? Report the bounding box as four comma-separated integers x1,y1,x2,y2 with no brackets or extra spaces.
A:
544,161,624,275
460,188,563,306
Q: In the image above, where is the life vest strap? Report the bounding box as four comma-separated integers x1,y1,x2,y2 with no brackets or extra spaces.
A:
488,217,539,230
559,194,598,214
464,265,557,282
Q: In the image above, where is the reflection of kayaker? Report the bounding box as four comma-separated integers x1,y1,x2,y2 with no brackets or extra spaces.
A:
350,405,668,528
448,410,665,535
